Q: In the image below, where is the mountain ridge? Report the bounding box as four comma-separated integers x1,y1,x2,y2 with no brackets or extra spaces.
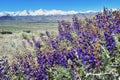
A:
0,9,97,16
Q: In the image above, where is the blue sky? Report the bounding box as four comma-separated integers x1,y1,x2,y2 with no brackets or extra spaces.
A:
0,0,120,11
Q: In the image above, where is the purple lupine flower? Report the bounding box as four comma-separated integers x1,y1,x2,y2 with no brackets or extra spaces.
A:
32,36,36,43
50,40,57,50
64,32,73,42
35,41,41,49
0,56,10,79
58,21,64,37
46,31,50,39
72,16,80,33
104,32,116,52
27,38,33,47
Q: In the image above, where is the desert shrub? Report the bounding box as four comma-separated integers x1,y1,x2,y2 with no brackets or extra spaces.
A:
0,31,12,34
23,30,31,33
22,32,28,39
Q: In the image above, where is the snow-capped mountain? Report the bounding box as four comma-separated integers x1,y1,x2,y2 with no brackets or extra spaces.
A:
0,9,97,16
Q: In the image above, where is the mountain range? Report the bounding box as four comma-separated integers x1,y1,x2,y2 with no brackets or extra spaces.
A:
0,9,98,16
0,9,98,22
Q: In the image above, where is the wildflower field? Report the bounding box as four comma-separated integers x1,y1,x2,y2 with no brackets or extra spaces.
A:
0,8,120,80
